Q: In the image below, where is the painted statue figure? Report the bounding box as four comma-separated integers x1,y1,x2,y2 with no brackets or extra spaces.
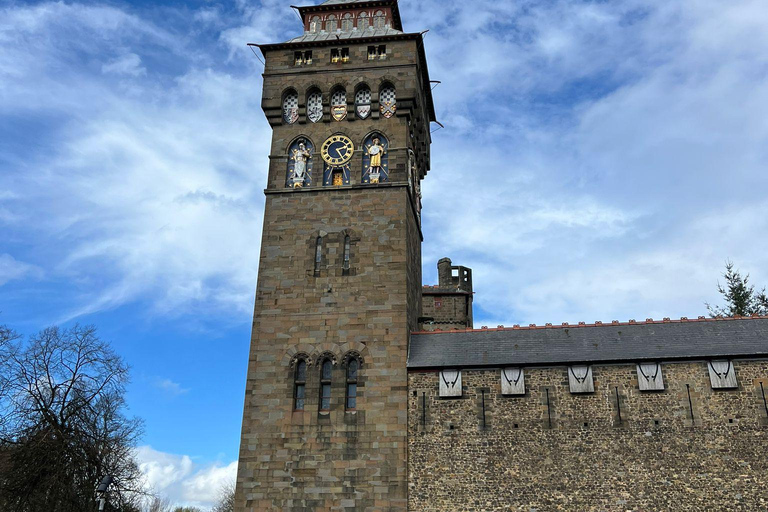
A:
366,136,386,183
291,142,312,187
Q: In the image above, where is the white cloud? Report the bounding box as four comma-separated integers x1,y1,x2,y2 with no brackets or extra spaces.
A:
154,378,190,397
102,53,146,76
2,0,768,329
0,254,41,286
136,445,237,509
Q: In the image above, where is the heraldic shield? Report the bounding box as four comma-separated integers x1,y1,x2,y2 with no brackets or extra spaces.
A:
331,105,347,121
355,86,371,119
379,85,396,118
283,91,299,124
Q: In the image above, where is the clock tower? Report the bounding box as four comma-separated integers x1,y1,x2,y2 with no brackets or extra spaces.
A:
235,0,436,510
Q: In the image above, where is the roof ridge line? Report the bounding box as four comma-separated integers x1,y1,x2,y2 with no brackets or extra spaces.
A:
410,314,768,335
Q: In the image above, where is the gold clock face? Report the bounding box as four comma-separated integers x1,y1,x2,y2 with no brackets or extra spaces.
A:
321,134,354,165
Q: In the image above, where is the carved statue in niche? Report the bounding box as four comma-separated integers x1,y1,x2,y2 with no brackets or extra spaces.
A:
364,136,387,183
287,139,313,188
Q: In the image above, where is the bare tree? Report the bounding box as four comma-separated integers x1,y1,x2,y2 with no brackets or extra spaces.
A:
212,481,235,512
0,324,146,511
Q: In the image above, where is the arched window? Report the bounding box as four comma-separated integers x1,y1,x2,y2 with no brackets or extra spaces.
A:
286,137,313,188
379,84,396,118
362,132,389,184
294,359,307,410
355,85,371,119
331,87,347,121
307,89,322,123
282,90,298,124
320,358,333,411
314,236,323,275
373,10,385,28
341,13,353,30
342,234,351,274
326,14,338,31
357,11,369,29
345,357,359,410
309,16,321,32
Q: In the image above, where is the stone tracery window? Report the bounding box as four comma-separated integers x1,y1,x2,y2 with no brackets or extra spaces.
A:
358,11,369,29
345,357,359,410
319,358,333,411
309,16,321,32
326,14,338,31
293,359,307,410
373,10,385,28
341,13,353,30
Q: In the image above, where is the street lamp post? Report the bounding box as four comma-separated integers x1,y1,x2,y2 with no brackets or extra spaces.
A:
95,475,114,511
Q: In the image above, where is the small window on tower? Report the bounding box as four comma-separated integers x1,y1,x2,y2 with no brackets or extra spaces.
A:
342,234,351,275
330,48,340,63
378,45,386,59
320,358,333,411
435,299,443,309
373,10,385,29
314,236,323,276
341,48,350,63
326,14,338,31
368,45,386,60
304,51,312,64
294,51,303,65
368,46,376,60
341,12,353,31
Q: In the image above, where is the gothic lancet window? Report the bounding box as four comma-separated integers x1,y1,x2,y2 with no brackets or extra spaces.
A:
342,234,351,274
326,14,338,31
314,236,323,275
331,87,347,121
309,16,321,33
320,358,333,411
341,13,353,30
345,357,359,410
307,89,322,123
358,11,369,29
294,359,307,410
379,84,396,118
362,132,389,183
355,85,371,119
373,10,385,28
282,90,298,124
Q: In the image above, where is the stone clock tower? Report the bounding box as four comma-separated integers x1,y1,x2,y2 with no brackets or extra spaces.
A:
235,1,436,510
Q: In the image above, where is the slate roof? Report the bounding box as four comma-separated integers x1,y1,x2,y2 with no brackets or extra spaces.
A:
408,316,768,369
286,26,403,43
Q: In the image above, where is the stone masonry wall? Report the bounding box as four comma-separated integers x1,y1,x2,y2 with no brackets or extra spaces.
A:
408,361,768,511
420,293,471,331
236,186,416,511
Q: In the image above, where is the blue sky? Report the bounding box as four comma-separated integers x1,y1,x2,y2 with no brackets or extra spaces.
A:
2,0,768,507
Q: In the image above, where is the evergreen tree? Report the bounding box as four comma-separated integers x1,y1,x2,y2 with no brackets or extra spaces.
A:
706,261,768,317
